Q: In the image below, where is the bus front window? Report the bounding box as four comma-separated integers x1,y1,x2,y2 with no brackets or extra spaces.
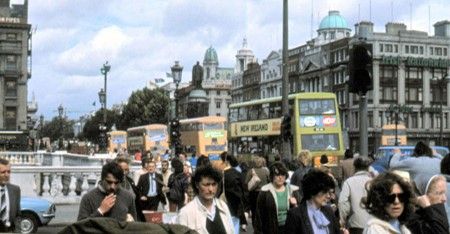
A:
204,122,223,130
301,134,340,152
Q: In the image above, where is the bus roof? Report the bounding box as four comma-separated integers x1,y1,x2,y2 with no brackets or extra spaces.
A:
179,116,227,124
382,124,406,129
127,124,167,131
229,92,337,108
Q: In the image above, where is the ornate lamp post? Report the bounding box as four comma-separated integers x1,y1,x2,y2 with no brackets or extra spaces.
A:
58,104,64,149
171,61,183,118
170,61,183,156
386,104,412,146
98,88,107,152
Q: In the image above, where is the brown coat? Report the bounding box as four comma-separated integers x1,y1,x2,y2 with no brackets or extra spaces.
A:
339,158,355,182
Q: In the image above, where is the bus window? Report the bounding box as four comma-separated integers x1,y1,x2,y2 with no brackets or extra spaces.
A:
321,100,336,114
249,105,260,120
204,122,222,130
269,102,282,118
148,129,165,136
238,107,248,121
261,103,270,119
301,134,340,151
229,108,238,122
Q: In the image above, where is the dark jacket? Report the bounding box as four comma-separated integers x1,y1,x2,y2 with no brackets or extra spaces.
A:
406,203,449,234
221,167,243,217
254,183,301,234
290,164,312,199
59,217,199,234
168,172,190,204
136,172,166,205
284,201,341,234
125,176,145,222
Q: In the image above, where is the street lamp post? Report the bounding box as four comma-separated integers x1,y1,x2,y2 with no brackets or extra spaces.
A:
171,61,183,156
99,62,111,152
432,74,449,145
386,104,412,146
98,89,106,152
58,104,64,150
39,114,44,150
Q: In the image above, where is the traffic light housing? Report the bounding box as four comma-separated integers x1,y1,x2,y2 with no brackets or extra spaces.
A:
349,43,372,95
281,114,292,140
170,119,182,154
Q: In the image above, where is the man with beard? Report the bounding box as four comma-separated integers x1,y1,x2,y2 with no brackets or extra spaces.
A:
77,162,137,221
161,160,172,211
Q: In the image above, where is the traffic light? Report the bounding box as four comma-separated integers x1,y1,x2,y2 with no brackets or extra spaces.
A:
349,43,372,94
170,119,182,154
5,140,10,150
281,114,292,140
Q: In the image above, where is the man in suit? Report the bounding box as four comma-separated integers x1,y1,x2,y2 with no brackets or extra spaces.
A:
137,161,166,211
0,158,21,233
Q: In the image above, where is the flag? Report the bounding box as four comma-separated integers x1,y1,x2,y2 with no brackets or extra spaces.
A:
166,72,172,78
149,81,157,87
92,101,96,106
155,78,165,84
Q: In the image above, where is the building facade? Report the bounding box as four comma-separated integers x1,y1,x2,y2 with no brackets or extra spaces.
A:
230,10,450,154
0,0,31,131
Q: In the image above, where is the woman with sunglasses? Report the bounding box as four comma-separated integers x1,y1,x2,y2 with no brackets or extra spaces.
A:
407,174,449,234
362,172,416,234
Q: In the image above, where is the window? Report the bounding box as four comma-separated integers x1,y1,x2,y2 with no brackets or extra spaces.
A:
5,79,16,97
386,44,393,53
430,47,434,55
380,44,384,52
6,55,16,71
6,33,16,40
405,45,409,54
436,48,443,56
411,46,419,54
216,101,221,109
5,107,16,130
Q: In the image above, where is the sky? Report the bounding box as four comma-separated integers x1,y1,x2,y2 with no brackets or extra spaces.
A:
21,0,450,120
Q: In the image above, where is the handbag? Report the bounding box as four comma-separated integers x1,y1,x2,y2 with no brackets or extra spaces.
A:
248,169,262,191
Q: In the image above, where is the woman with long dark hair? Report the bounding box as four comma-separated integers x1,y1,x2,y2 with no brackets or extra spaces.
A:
168,158,190,212
362,172,416,233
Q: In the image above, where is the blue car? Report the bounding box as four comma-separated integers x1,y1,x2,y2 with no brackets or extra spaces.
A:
372,145,449,173
20,197,56,233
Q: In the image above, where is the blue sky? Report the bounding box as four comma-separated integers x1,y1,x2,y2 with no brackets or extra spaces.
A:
21,0,450,120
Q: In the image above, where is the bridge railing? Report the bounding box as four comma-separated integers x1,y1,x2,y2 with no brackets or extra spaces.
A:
5,151,141,204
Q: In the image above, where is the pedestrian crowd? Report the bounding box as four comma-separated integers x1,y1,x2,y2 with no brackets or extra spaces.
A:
52,140,450,233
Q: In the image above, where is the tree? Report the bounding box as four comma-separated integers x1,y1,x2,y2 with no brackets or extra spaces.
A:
41,116,75,142
82,109,120,144
117,87,170,130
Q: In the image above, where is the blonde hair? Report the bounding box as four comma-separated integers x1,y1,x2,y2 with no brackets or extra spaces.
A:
297,150,311,166
255,156,266,168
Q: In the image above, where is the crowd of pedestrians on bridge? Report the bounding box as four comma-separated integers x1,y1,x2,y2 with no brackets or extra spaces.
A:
50,140,450,234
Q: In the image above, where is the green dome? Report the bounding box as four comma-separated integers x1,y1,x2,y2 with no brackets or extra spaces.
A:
319,11,349,30
204,46,218,63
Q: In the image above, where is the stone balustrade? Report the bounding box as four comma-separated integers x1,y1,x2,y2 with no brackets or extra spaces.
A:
5,151,141,204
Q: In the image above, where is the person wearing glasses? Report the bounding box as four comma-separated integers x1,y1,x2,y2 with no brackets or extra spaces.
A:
177,164,234,234
77,162,137,221
407,174,449,233
361,172,415,234
285,169,344,234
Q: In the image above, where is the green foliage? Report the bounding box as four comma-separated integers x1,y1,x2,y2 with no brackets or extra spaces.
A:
117,87,170,130
41,116,75,142
82,109,120,143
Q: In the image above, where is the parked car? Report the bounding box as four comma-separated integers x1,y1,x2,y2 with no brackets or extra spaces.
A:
20,197,56,233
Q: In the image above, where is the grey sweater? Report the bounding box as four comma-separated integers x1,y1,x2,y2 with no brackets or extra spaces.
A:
77,187,137,222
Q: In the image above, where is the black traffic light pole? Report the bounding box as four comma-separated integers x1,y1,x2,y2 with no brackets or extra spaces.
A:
349,42,372,157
